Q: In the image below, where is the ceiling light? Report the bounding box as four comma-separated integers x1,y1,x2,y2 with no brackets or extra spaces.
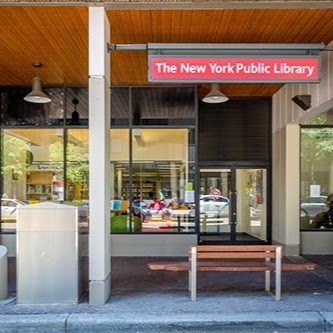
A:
24,62,51,104
70,98,81,125
202,83,229,104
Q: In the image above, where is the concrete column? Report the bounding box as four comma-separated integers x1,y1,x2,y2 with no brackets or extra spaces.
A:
88,7,111,304
272,124,300,255
285,124,300,253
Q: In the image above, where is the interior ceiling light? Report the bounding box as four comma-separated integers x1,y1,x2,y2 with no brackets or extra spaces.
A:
24,62,51,104
202,83,229,104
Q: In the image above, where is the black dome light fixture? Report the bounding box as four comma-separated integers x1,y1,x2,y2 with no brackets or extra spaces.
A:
202,83,229,104
24,62,51,104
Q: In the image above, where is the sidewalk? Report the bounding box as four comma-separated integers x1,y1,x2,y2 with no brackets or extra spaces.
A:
2,256,333,332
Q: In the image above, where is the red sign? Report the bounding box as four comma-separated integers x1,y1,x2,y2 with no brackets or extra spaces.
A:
149,56,320,82
209,188,221,196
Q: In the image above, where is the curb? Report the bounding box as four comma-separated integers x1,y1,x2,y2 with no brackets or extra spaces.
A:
0,311,329,333
0,314,69,333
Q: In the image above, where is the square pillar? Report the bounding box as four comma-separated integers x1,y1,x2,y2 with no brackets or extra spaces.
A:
88,7,111,304
272,124,300,255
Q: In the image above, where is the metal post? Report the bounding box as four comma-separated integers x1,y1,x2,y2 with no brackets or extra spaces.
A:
265,254,270,292
190,247,197,301
275,246,282,301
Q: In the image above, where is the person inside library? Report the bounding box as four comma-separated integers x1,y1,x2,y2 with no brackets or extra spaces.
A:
313,193,333,228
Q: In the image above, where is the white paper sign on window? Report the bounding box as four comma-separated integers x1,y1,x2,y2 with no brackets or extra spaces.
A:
310,185,321,197
185,190,195,203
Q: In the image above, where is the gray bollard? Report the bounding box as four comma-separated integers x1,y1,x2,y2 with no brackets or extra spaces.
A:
0,245,8,300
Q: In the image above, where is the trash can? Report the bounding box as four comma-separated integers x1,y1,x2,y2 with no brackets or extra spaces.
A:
16,202,79,304
0,245,8,300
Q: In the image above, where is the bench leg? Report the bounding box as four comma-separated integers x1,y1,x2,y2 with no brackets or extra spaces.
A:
190,269,197,301
188,270,191,291
275,247,282,301
265,270,270,292
190,248,197,301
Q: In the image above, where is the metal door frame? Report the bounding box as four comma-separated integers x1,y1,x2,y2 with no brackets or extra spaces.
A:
197,163,271,244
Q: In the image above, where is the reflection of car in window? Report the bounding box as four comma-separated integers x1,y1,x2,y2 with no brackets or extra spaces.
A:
301,196,327,220
1,198,27,218
199,195,229,214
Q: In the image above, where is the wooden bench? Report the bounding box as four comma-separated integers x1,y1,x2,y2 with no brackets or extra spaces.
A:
148,245,317,301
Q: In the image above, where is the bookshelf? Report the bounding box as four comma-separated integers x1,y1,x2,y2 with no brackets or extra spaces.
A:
122,181,156,199
67,179,89,201
26,171,53,202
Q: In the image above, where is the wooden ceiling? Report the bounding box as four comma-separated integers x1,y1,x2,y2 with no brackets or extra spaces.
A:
1,6,333,96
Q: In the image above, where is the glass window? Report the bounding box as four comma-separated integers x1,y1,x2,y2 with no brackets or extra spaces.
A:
130,128,195,233
1,129,64,233
65,88,89,126
66,129,89,233
111,87,130,127
300,127,333,230
110,129,130,232
110,128,196,233
1,87,64,126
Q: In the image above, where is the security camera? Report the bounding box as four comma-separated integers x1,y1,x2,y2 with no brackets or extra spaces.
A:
291,95,311,111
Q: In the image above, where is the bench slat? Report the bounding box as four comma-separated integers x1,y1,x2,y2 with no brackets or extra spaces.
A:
196,252,276,259
195,245,280,252
197,266,275,272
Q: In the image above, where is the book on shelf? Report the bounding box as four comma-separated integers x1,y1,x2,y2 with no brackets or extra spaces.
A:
44,185,51,194
34,184,43,193
27,185,34,193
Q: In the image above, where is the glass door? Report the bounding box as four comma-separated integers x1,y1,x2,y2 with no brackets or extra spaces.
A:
199,167,268,244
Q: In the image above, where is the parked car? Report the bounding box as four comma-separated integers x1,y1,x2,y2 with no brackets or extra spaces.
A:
300,196,328,220
1,198,27,218
199,195,229,214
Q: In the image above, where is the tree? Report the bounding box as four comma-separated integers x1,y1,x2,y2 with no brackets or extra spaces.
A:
1,133,30,198
301,126,333,191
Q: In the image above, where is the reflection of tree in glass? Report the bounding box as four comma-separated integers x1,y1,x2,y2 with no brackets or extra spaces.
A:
2,134,29,179
301,127,333,186
48,141,63,173
2,134,30,198
49,141,88,180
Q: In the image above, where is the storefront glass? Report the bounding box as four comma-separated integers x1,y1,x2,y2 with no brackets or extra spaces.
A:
110,128,196,233
1,87,64,126
300,126,333,230
109,86,196,233
65,88,89,126
1,128,64,233
132,128,195,233
110,129,130,232
66,129,89,232
0,86,196,235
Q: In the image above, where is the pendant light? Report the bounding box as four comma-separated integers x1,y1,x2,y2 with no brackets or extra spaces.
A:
70,98,81,125
202,83,229,103
24,62,51,104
